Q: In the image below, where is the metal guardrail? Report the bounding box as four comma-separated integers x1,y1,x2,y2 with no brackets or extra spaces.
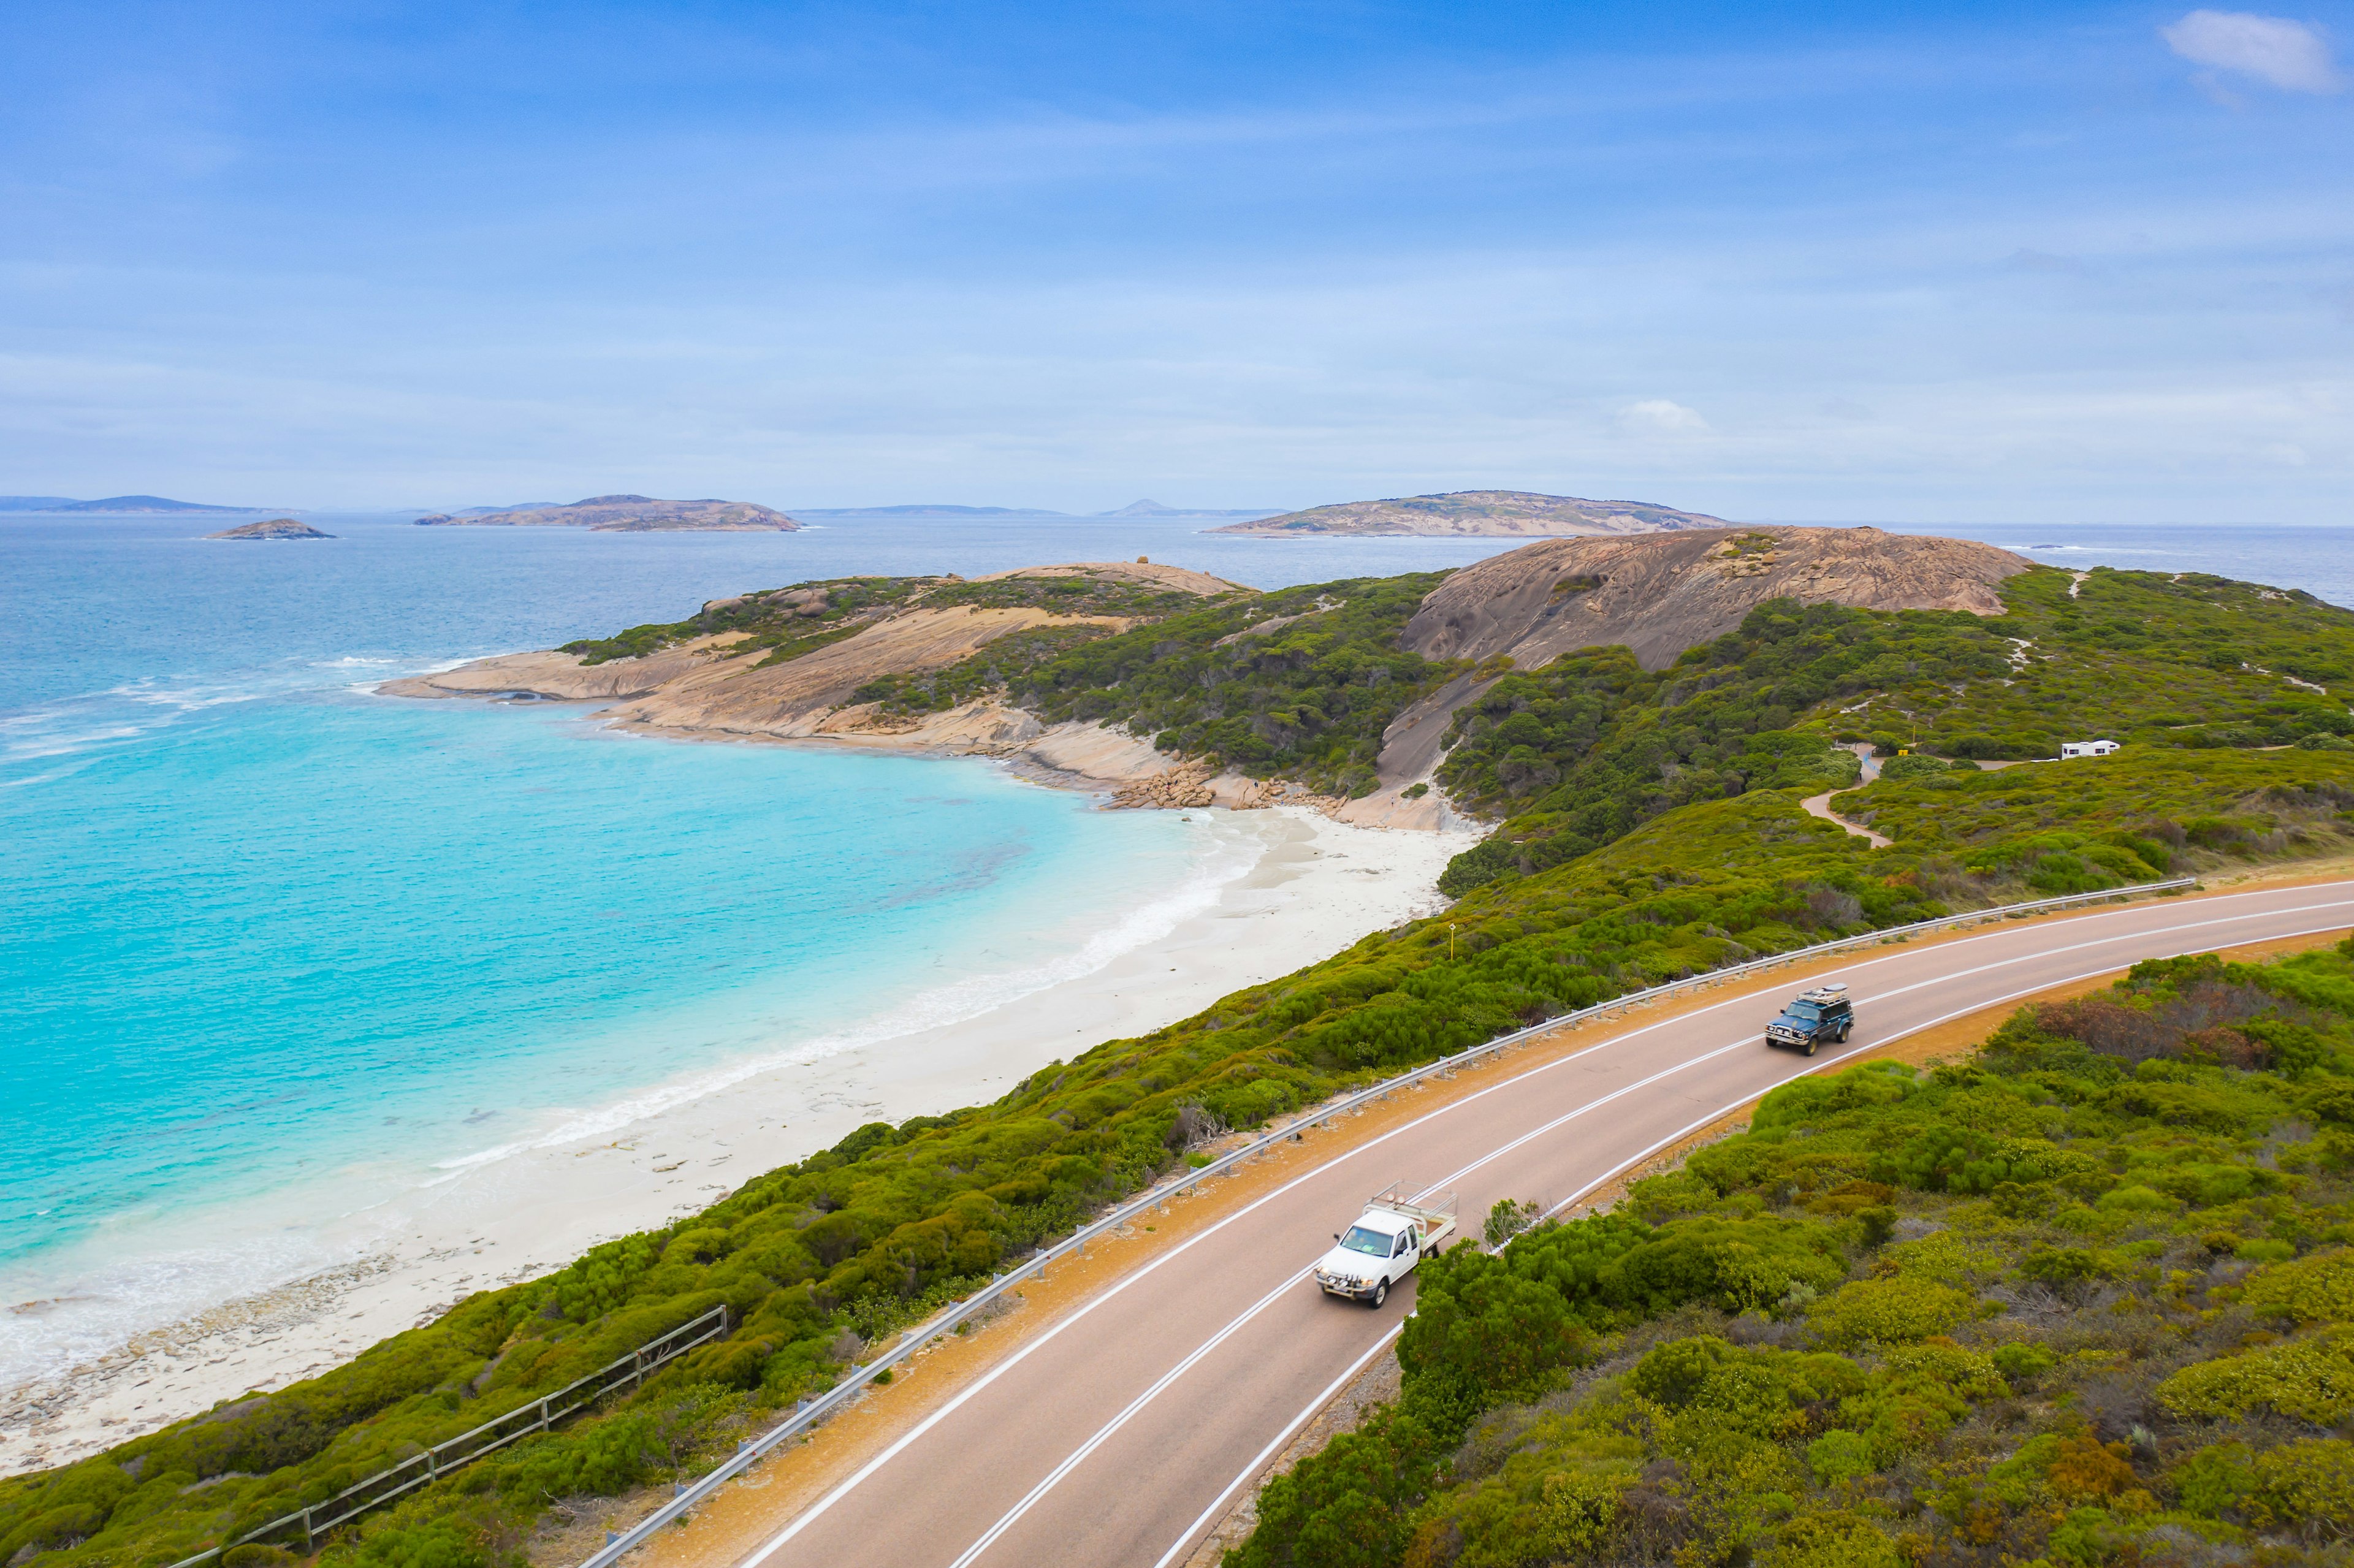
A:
165,1306,729,1568
574,872,2198,1568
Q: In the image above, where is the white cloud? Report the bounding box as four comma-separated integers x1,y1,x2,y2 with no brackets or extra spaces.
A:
2162,10,2342,93
1620,398,1712,435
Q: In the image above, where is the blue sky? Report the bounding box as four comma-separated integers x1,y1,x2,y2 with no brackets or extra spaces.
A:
1,1,2347,518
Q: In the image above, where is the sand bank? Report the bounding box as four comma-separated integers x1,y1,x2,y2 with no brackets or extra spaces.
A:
1,805,1472,1476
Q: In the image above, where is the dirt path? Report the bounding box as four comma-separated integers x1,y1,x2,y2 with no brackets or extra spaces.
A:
1800,790,1891,847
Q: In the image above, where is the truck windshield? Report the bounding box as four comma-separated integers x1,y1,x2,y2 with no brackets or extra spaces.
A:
1785,1002,1822,1021
1338,1225,1392,1256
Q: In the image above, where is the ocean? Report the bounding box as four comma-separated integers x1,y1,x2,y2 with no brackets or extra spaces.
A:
2,509,2347,1387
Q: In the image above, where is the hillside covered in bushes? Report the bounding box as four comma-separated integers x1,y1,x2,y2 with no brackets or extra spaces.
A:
7,559,2353,1568
1235,940,2354,1567
1434,568,2354,894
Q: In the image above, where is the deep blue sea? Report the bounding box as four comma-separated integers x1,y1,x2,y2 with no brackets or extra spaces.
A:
1,510,2347,1382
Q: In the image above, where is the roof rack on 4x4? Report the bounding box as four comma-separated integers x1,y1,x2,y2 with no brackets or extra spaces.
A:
1798,983,1849,1005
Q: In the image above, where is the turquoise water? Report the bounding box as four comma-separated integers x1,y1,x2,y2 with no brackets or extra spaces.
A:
2,695,1194,1262
10,511,1494,1375
3,510,2345,1380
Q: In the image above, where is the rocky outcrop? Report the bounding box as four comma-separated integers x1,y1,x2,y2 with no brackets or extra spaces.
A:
1362,527,2031,793
413,495,799,531
1398,527,2029,672
380,563,1244,747
206,518,334,539
1211,490,1729,537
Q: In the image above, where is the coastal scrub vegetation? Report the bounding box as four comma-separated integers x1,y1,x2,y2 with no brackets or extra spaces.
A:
1231,940,2354,1567
12,563,2354,1568
556,568,1242,667
12,748,2350,1568
1434,569,2354,894
1011,574,1456,798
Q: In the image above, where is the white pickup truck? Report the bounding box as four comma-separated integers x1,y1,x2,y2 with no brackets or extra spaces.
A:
1312,1184,1458,1308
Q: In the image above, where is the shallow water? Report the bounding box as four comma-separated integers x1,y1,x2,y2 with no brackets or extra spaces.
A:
2,508,2342,1376
7,511,1522,1369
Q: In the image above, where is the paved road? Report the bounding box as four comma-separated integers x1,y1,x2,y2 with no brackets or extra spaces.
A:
737,883,2354,1568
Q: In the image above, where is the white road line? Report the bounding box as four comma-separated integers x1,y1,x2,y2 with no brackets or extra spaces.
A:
1423,903,2354,1205
737,890,2352,1566
1148,908,2354,1568
1150,1325,1405,1568
943,1266,1320,1568
1148,908,2353,1568
1526,910,2354,1225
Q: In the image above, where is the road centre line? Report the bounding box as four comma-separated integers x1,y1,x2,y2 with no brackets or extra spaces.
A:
1147,912,2354,1568
1531,910,2354,1227
943,1265,1320,1568
960,900,2354,1567
1149,1324,1406,1568
737,890,2352,1567
1415,897,2354,1203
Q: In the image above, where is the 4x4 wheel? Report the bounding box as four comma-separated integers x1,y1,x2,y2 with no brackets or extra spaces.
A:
1369,1279,1388,1309
1838,1021,1852,1043
1803,1036,1818,1057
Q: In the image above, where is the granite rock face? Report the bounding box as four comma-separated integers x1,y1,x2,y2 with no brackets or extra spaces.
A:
1398,525,2030,672
1365,526,2032,790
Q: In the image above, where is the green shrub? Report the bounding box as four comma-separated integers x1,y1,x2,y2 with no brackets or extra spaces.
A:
1806,1277,1974,1347
2241,1249,2354,1323
2256,1438,2354,1531
2157,1329,2354,1424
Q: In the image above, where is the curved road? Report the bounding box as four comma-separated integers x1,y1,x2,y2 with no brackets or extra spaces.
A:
729,882,2354,1568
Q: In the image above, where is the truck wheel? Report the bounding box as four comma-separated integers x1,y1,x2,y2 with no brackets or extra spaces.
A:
1804,1037,1818,1057
1838,1022,1852,1043
1369,1279,1388,1309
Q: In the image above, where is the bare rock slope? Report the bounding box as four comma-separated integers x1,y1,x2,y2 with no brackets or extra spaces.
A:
1369,526,2031,789
1212,489,1729,538
413,495,799,531
383,562,1240,740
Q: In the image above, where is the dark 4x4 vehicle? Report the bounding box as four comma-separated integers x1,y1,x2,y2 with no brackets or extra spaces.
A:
1766,983,1853,1056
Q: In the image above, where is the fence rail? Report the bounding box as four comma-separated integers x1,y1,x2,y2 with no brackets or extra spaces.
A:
164,1306,730,1568
574,873,2200,1568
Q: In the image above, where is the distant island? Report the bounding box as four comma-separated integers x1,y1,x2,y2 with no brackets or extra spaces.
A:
1097,498,1276,518
412,495,800,531
791,504,1060,519
206,518,334,541
787,500,1282,520
1211,489,1731,537
0,494,257,514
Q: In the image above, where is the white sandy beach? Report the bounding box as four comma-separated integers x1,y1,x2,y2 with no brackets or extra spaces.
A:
0,804,1472,1476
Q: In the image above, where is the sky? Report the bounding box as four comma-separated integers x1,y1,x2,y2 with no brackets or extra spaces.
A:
0,1,2348,519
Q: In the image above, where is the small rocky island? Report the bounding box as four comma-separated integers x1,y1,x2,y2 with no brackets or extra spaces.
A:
205,517,335,540
412,495,799,531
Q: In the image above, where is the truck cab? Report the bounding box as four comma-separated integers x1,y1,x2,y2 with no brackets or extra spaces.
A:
1314,1185,1457,1308
1766,983,1853,1057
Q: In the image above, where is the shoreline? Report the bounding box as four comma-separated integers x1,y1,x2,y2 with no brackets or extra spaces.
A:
0,800,1473,1477
377,637,1476,834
